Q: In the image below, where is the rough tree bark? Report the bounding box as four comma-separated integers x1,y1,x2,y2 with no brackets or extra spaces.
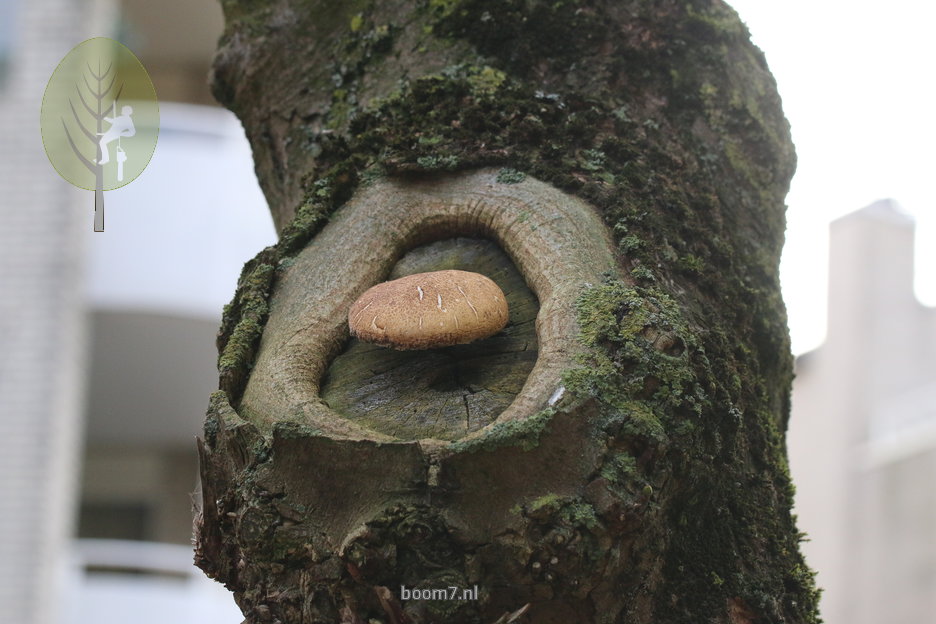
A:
194,1,821,623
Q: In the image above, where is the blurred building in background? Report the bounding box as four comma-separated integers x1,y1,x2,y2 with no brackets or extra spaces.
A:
67,98,275,624
0,0,275,623
0,2,97,623
789,200,936,623
3,0,935,623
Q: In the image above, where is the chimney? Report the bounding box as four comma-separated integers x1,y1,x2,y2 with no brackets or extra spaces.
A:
827,199,917,350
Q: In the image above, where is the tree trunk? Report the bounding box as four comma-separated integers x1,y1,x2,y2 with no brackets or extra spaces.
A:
194,1,820,623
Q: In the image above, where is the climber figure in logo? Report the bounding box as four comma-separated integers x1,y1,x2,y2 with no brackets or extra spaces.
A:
97,104,135,169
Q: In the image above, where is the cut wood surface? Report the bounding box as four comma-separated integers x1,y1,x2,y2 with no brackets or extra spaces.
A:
322,238,538,441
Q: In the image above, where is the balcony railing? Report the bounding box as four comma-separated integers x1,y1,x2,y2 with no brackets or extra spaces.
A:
62,539,243,624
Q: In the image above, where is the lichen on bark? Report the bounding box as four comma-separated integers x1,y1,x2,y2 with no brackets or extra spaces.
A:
197,1,820,622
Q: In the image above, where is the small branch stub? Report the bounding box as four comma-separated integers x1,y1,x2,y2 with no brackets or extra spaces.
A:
236,169,619,438
348,269,509,350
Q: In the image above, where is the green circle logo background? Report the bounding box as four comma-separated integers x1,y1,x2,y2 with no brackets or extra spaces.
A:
41,37,159,191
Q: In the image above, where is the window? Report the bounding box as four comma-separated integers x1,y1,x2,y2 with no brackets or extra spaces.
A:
78,502,150,542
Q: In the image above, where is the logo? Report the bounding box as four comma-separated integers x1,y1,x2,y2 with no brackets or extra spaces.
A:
40,37,158,231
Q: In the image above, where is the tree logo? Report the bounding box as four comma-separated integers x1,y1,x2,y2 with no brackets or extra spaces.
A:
40,37,159,232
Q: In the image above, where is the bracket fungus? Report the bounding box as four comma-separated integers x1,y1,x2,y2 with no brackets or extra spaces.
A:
348,269,509,350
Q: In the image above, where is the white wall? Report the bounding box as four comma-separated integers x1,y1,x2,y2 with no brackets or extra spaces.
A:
0,3,96,623
85,102,276,318
788,202,936,624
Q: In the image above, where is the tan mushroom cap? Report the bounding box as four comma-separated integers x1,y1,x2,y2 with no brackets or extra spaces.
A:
348,269,509,350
